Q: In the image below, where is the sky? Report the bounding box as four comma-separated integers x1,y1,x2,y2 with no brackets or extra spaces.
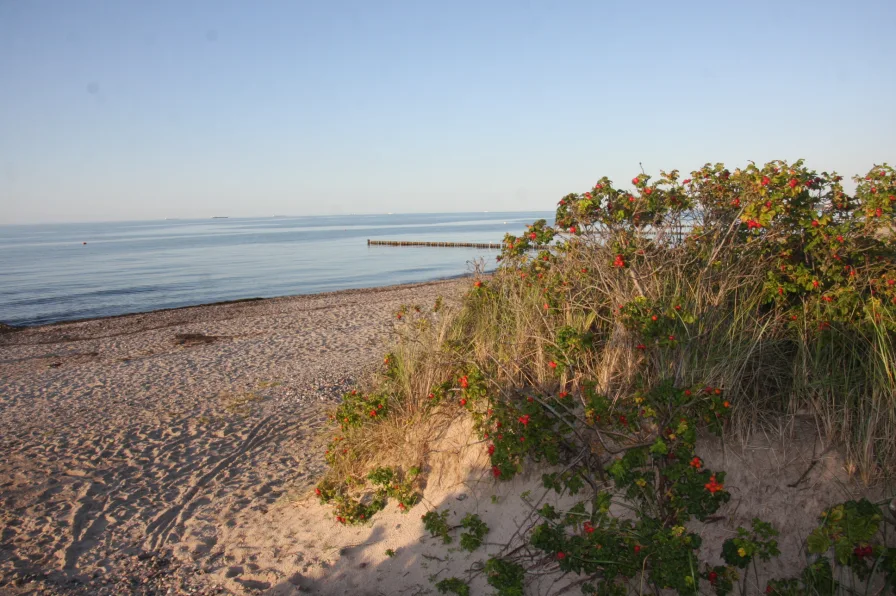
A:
1,0,894,224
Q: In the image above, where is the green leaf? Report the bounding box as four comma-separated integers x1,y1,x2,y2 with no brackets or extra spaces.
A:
649,438,668,456
834,540,852,566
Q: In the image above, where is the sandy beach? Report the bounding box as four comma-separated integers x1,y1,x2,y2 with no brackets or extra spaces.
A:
1,276,889,596
0,279,467,594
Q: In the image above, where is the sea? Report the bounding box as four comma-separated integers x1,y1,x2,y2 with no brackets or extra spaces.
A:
0,211,554,326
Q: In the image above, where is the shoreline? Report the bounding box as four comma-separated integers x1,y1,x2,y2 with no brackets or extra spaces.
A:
0,274,473,332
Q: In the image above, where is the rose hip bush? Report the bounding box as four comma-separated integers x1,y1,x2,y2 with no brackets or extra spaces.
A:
316,465,420,524
315,161,895,593
765,499,896,595
549,160,896,481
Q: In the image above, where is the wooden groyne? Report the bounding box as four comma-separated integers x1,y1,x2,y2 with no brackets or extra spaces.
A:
368,240,505,249
367,240,551,250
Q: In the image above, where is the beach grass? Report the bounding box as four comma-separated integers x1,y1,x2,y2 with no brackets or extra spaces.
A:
318,160,896,594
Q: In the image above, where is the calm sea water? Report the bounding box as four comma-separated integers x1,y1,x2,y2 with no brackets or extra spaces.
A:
0,212,553,326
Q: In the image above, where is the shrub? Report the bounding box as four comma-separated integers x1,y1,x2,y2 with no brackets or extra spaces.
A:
316,160,896,593
459,514,489,552
422,509,453,544
316,465,420,524
435,577,470,596
484,557,525,596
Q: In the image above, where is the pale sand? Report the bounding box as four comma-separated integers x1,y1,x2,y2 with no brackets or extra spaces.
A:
0,279,467,594
1,277,891,595
190,417,886,596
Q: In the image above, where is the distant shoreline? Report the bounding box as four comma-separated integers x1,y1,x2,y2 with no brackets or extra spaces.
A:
0,274,473,331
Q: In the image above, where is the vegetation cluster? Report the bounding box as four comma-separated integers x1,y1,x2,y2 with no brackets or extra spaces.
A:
318,160,896,594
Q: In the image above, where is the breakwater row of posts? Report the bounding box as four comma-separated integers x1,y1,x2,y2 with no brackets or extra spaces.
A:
367,240,549,249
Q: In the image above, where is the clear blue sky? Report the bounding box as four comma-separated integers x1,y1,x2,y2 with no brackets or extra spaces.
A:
1,0,894,224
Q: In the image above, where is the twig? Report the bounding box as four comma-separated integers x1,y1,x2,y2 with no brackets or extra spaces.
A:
787,444,835,488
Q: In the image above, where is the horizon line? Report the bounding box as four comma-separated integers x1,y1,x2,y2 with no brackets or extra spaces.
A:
0,209,558,227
